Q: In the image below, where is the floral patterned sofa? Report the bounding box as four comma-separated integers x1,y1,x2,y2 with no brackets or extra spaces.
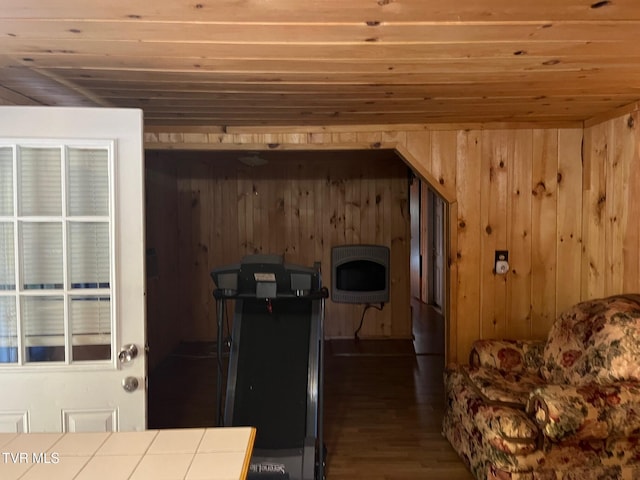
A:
443,294,640,480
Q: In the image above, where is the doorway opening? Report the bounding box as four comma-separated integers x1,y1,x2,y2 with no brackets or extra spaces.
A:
144,146,451,428
409,175,447,356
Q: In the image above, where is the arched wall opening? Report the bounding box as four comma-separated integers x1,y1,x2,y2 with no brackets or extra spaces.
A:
143,142,457,372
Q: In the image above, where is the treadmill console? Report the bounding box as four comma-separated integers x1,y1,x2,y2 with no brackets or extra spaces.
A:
211,254,321,299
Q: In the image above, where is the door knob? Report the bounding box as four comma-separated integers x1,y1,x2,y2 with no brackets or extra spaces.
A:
122,376,139,393
118,344,138,364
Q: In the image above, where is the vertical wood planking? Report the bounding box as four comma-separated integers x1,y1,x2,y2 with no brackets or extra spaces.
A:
190,159,212,339
582,111,640,301
480,130,510,340
605,117,623,295
622,112,640,293
430,130,458,201
530,129,558,338
605,115,632,295
209,163,224,339
253,166,266,254
176,161,194,338
582,122,608,299
405,131,432,176
267,166,281,255
506,130,533,339
298,162,312,266
344,158,360,246
237,163,255,254
447,200,459,363
556,128,583,315
329,157,347,335
378,170,390,336
454,129,482,360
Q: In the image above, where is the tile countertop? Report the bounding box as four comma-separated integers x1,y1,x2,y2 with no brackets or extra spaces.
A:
0,427,255,480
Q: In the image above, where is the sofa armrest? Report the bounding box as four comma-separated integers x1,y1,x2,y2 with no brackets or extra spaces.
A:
527,382,640,442
470,339,545,374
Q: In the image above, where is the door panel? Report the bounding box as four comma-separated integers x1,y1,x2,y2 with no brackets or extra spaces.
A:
0,107,146,433
63,409,117,433
0,412,28,433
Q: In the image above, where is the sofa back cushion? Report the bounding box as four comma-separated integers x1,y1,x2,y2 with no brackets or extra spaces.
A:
540,295,640,385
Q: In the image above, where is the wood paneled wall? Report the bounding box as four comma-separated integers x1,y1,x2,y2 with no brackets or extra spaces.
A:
145,107,640,363
583,109,640,299
145,149,411,343
145,153,180,371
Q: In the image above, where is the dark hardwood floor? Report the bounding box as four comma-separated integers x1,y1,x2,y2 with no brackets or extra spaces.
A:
148,299,473,479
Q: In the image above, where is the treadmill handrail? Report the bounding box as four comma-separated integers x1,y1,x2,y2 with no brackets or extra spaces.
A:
214,288,329,301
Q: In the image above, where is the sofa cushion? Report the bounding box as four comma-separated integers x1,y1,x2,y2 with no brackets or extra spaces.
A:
474,405,539,456
527,382,640,442
444,365,542,475
464,366,545,408
540,295,640,385
470,339,546,375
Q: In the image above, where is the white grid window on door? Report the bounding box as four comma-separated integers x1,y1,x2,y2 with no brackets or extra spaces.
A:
0,143,113,365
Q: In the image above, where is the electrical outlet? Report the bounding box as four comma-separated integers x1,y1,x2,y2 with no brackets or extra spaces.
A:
494,250,509,264
494,250,509,275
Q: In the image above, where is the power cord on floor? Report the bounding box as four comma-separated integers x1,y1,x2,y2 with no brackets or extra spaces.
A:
354,303,385,340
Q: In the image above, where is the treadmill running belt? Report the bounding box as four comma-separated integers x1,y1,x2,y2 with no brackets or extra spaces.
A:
233,298,311,450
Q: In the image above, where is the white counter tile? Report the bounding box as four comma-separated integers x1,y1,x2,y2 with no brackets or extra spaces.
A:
198,428,254,453
50,432,110,456
147,428,206,455
20,455,90,480
73,454,141,480
129,452,193,480
3,433,63,454
0,458,33,480
95,430,158,456
186,452,247,480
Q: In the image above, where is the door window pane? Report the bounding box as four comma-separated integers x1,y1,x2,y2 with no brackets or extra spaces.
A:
0,147,13,215
69,223,110,289
2,141,114,366
22,296,64,363
70,296,111,361
0,297,18,363
21,223,63,290
68,148,109,216
0,223,15,290
19,148,62,216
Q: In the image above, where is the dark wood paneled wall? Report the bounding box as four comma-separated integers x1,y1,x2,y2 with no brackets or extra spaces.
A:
145,149,411,345
145,153,180,371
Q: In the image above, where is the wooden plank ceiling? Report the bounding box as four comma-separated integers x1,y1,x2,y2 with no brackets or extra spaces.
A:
1,0,640,127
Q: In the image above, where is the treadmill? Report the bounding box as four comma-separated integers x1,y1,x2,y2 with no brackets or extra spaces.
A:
211,254,327,480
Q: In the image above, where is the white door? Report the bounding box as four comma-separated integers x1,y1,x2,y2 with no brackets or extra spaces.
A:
0,107,146,432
